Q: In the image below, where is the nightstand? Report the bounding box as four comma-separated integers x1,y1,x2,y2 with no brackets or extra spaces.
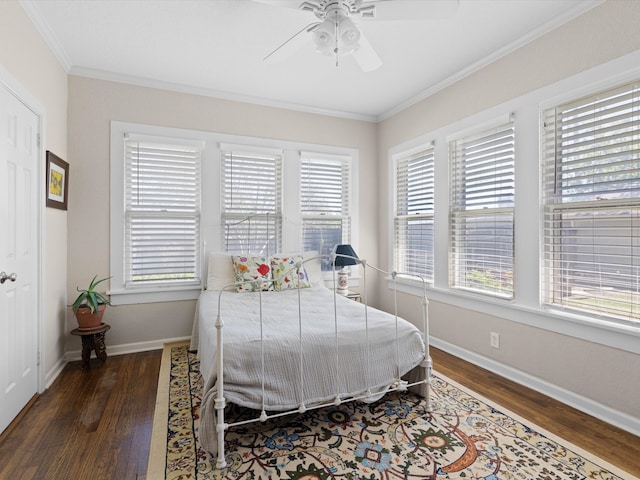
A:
336,290,361,302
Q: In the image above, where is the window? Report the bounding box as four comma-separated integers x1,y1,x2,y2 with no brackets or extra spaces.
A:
449,117,515,299
300,152,351,270
542,80,640,326
123,134,202,288
111,123,358,303
221,145,283,254
393,144,435,281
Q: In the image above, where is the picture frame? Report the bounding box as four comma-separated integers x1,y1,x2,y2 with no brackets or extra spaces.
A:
46,151,69,210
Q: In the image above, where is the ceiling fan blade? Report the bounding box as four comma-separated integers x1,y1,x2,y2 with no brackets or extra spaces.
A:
350,31,382,72
251,0,306,9
264,22,318,63
361,0,459,21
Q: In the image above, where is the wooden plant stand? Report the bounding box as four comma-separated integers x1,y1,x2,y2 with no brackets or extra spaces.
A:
70,324,111,369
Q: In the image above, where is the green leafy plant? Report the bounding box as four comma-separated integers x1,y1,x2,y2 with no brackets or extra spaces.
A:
70,275,111,313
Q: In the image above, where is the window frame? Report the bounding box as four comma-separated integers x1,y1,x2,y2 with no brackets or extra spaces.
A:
300,151,352,272
448,116,516,300
391,142,435,282
123,135,202,287
541,80,640,327
386,52,640,355
220,144,284,255
110,122,206,305
110,122,359,304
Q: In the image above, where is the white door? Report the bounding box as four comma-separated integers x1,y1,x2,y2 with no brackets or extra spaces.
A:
0,81,40,434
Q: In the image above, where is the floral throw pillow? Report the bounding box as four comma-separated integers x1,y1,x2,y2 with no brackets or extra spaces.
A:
231,255,272,292
270,256,311,291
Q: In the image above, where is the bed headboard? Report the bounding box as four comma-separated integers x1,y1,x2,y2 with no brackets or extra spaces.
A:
223,212,281,258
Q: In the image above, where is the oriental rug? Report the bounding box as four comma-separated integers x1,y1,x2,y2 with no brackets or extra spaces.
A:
147,342,636,480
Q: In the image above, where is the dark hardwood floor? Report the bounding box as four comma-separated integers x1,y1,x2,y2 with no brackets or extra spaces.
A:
0,350,162,480
0,347,638,479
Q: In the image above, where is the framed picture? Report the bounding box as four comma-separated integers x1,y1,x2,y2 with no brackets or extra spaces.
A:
46,151,69,210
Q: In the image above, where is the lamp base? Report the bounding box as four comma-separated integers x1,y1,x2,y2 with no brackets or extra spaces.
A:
337,269,349,294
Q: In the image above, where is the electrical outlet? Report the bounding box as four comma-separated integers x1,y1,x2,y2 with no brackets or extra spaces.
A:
490,332,500,349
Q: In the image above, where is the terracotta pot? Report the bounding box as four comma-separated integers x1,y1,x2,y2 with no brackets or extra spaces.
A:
74,304,106,330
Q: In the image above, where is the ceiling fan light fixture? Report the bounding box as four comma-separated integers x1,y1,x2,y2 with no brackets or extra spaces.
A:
339,17,360,54
262,0,385,71
312,19,336,55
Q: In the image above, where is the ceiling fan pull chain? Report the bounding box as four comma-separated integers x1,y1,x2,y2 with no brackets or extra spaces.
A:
263,22,319,62
334,15,339,67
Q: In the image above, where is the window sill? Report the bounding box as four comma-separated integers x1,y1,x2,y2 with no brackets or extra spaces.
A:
387,278,640,355
108,286,202,305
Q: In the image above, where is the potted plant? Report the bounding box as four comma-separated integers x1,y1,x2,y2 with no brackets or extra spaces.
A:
71,275,111,330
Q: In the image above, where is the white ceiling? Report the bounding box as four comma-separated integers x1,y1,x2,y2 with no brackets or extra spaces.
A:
20,0,602,121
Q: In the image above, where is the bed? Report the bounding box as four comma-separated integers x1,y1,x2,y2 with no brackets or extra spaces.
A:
190,251,431,468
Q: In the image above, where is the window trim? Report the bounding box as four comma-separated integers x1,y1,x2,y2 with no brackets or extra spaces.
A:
541,80,640,327
110,122,206,304
391,142,435,282
448,115,516,300
220,146,284,255
123,134,202,288
386,50,640,355
300,151,353,272
110,121,359,304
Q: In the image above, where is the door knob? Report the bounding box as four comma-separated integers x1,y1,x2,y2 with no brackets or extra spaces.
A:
0,272,17,284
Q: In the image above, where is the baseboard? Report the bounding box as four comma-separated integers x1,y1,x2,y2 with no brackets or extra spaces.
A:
45,356,67,390
430,337,640,438
65,335,191,362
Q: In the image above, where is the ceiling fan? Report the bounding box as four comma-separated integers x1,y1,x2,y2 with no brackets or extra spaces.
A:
256,0,459,72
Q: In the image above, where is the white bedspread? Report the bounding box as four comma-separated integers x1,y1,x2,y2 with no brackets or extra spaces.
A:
191,285,426,455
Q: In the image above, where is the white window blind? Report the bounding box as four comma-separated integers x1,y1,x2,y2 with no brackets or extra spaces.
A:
221,149,282,254
124,137,201,287
542,80,640,326
449,118,515,298
393,144,434,281
300,153,350,270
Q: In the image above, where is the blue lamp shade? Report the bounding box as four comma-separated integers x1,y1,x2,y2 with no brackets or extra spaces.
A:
333,244,359,267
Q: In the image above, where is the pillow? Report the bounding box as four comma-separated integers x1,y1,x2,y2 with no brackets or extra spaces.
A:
270,255,312,291
270,251,322,286
231,255,273,292
206,252,235,290
302,251,322,286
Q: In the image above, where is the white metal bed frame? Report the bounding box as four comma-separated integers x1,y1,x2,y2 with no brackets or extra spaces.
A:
205,252,432,469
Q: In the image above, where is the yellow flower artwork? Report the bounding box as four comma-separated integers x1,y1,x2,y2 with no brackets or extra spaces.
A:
49,169,63,196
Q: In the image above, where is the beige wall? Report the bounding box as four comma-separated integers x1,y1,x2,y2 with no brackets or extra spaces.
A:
66,76,378,350
0,1,68,385
377,0,640,423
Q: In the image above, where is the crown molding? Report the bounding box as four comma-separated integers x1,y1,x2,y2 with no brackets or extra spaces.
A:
69,66,378,123
20,0,603,124
377,0,604,121
19,0,72,72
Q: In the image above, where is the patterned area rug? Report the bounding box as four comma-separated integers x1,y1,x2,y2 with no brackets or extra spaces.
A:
147,343,636,480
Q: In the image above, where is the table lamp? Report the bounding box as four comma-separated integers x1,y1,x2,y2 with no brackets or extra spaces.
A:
332,244,359,294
